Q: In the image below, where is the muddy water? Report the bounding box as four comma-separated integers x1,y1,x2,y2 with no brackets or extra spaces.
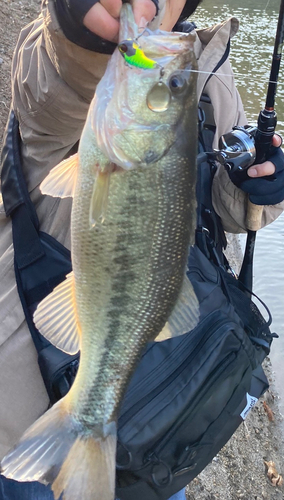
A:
192,0,284,417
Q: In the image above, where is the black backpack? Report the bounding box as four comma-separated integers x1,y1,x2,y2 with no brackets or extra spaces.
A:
1,109,277,500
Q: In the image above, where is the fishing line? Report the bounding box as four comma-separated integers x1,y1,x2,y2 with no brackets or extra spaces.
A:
264,0,272,12
188,68,281,86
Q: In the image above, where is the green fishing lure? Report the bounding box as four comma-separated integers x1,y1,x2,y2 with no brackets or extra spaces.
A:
118,39,158,69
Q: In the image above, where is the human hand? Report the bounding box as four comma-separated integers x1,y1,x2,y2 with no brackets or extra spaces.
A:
230,133,284,205
247,134,282,178
83,0,157,43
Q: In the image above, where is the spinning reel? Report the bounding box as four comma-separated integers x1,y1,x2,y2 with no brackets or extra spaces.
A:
214,125,257,176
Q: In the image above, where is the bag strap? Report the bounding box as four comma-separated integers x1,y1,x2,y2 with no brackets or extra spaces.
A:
196,96,228,268
194,32,231,265
1,111,78,403
1,111,46,269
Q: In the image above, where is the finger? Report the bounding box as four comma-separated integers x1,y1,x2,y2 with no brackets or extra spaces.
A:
132,0,156,29
247,161,276,178
83,2,120,41
100,0,122,18
160,0,187,31
272,133,282,148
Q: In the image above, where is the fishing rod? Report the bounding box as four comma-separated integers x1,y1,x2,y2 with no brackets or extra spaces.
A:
254,0,284,164
238,0,284,292
196,1,284,294
203,0,284,292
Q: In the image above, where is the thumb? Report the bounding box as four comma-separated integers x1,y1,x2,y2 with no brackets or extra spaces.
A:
247,160,276,178
132,0,156,29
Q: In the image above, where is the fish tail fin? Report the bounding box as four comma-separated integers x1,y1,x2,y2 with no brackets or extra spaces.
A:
1,399,76,485
53,423,117,500
1,399,117,500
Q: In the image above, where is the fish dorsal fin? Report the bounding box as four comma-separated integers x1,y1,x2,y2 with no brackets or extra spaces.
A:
155,274,199,342
89,171,111,228
40,153,79,198
34,272,81,354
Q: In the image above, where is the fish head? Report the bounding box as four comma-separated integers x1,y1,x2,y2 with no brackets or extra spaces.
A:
91,3,198,170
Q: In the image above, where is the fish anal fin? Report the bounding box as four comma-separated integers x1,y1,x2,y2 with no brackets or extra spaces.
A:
33,272,80,355
40,154,79,199
155,275,199,342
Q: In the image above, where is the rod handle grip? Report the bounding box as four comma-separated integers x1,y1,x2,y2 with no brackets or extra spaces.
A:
246,199,264,231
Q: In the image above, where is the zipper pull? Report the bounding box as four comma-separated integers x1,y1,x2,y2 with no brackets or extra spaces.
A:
172,446,197,476
144,451,160,464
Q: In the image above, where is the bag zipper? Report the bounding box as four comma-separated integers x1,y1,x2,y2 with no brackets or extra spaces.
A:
118,315,236,430
151,350,236,457
144,350,237,483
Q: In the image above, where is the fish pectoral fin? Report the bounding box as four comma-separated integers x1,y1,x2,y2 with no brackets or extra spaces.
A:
89,170,111,228
33,272,80,354
1,399,117,500
155,275,200,342
40,153,79,198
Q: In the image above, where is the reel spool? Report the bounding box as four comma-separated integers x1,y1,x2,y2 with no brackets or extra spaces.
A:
215,126,257,174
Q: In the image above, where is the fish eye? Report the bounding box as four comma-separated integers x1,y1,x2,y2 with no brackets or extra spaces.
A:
169,74,187,94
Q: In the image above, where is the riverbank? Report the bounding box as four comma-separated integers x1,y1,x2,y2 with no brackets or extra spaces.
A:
0,1,283,498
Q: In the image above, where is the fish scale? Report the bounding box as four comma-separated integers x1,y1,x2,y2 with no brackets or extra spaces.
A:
70,156,195,424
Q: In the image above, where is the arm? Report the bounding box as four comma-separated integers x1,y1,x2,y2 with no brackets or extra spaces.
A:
11,0,189,193
206,62,284,233
54,0,158,51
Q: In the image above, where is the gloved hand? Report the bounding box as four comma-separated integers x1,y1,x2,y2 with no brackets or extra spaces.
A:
55,0,158,52
83,0,158,42
229,134,284,205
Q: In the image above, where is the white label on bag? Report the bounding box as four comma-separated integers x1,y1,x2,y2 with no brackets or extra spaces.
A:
240,393,258,420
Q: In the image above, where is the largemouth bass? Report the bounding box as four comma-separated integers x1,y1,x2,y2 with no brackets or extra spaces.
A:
1,5,199,500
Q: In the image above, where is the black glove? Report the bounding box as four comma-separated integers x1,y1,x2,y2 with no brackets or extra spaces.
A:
55,0,116,53
55,0,159,53
228,146,284,206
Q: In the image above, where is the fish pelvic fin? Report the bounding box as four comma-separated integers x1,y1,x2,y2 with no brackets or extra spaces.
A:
89,170,111,228
1,400,117,500
34,272,81,355
155,274,200,342
40,153,78,198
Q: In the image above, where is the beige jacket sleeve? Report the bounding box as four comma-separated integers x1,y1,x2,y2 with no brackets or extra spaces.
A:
195,19,284,233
